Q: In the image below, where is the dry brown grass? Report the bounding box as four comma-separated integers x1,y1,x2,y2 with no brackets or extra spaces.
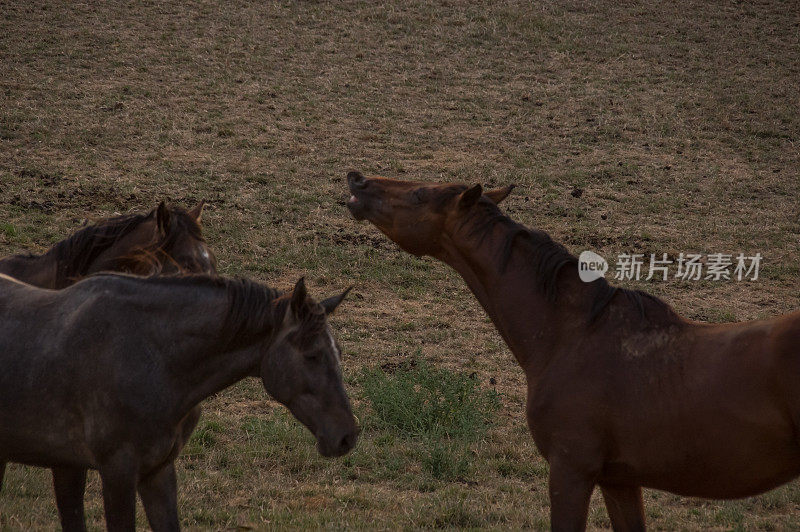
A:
1,0,799,529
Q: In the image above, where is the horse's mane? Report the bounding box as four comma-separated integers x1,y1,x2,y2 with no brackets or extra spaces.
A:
14,206,205,287
214,276,326,349
462,197,678,323
47,213,148,285
88,273,324,349
190,275,289,349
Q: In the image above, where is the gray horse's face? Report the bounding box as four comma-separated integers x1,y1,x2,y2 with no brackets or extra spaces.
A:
260,279,358,458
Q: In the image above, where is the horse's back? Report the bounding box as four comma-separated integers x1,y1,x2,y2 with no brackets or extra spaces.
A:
0,275,142,404
0,272,36,289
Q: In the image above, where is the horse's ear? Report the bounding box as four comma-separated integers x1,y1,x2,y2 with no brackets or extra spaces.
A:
188,201,205,223
484,185,515,205
321,286,352,315
156,202,171,236
290,277,307,313
458,184,483,210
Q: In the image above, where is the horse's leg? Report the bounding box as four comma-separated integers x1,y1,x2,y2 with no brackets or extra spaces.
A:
134,409,196,532
138,462,180,532
52,467,88,532
600,484,645,532
177,407,201,453
0,461,5,492
549,459,595,532
99,456,138,532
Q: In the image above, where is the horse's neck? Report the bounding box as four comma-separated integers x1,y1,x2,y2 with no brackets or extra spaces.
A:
173,341,263,420
167,292,278,420
0,254,57,288
437,225,589,384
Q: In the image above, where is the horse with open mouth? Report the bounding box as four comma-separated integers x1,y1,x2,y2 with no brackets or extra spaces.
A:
0,273,357,531
346,170,800,531
0,201,216,531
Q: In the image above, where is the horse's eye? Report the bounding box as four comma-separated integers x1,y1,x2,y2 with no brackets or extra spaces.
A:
412,189,425,204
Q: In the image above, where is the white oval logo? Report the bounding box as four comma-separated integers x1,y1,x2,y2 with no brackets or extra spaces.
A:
578,250,608,283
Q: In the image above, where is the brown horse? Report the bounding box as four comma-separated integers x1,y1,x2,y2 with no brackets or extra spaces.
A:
0,273,357,531
346,170,800,531
0,201,215,531
0,201,215,288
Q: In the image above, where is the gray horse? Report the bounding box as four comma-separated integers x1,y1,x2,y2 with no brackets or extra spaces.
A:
0,201,216,530
0,273,357,531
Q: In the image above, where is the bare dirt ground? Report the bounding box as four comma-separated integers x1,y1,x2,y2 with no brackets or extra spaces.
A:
1,0,799,529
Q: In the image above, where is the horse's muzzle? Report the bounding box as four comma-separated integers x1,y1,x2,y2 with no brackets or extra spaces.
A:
317,425,360,457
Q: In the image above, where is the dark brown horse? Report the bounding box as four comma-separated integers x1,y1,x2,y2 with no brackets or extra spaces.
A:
0,201,215,288
346,171,800,531
0,273,357,531
0,202,215,531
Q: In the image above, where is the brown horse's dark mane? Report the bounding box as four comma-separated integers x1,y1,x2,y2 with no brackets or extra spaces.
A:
31,213,147,285
462,197,678,323
11,207,205,286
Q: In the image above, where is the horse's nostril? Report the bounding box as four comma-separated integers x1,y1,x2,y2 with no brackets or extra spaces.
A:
338,432,357,453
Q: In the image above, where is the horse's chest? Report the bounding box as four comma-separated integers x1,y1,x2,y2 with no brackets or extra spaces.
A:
524,377,608,465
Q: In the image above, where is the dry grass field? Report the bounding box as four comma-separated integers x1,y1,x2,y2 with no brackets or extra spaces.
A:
1,0,799,529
